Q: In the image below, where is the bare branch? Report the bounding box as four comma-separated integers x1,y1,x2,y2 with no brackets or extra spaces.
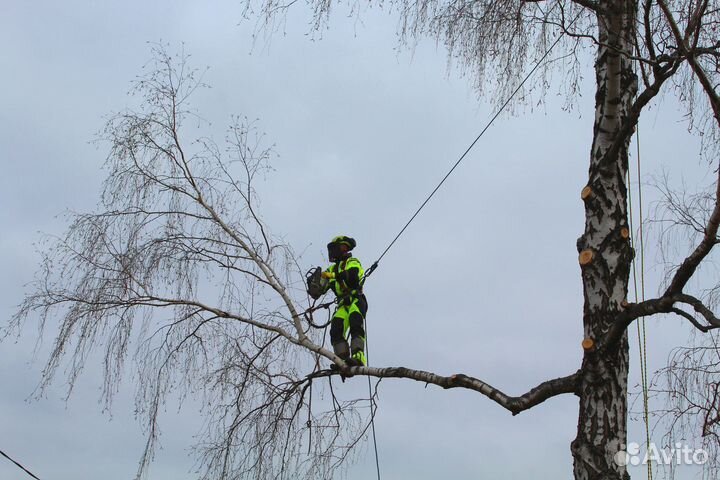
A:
670,307,716,332
658,0,720,127
311,366,582,416
568,0,601,13
606,292,720,346
664,167,720,296
676,293,720,329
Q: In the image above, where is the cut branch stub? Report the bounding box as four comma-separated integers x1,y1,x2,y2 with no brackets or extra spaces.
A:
581,185,593,201
582,338,595,350
620,227,630,239
579,249,594,266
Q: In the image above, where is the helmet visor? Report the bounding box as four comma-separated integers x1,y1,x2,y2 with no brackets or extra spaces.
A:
327,242,344,262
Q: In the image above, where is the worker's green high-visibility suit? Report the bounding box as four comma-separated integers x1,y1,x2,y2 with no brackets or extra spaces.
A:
326,256,367,366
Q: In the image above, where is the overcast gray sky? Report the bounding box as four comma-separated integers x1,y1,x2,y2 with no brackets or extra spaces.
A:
0,1,712,479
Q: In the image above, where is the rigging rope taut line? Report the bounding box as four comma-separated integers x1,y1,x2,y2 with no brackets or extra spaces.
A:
361,12,581,282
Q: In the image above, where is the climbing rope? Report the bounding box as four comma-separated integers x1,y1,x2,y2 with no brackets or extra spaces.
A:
628,124,652,480
303,299,335,329
365,325,381,480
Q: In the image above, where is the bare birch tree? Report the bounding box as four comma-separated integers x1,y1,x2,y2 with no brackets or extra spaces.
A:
8,0,720,478
11,48,376,480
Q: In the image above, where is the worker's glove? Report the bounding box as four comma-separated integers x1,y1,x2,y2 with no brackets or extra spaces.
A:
321,271,335,280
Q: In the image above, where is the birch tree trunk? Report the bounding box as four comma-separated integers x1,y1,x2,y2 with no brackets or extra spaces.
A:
572,2,638,479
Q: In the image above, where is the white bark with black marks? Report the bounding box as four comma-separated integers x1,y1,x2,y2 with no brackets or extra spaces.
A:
572,3,638,479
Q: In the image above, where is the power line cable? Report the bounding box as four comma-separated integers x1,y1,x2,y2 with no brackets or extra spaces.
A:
0,448,42,480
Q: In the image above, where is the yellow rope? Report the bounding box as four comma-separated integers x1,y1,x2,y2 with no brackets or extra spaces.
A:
628,125,652,480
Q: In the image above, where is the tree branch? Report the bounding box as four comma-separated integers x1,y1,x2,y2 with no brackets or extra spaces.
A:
567,0,601,13
604,63,681,165
669,307,714,332
657,0,720,125
310,366,582,416
663,167,720,296
675,293,720,329
605,292,720,346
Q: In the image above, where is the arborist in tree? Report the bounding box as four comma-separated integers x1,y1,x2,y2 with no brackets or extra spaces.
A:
307,236,368,367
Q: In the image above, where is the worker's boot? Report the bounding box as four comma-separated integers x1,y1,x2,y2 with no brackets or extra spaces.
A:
346,336,366,366
346,350,366,367
332,340,350,360
330,340,350,371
